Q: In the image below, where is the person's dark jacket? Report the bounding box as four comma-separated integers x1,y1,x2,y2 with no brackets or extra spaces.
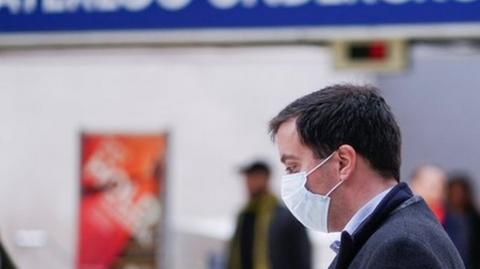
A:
227,200,311,269
467,210,480,269
445,207,480,269
329,183,465,269
268,206,311,269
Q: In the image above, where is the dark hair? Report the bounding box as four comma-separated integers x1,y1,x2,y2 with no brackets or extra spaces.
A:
269,84,402,181
447,173,475,210
240,161,271,177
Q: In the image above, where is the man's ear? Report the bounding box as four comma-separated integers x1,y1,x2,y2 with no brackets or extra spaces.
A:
337,145,356,181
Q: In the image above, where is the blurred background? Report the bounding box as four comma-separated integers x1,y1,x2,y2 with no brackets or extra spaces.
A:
1,2,480,269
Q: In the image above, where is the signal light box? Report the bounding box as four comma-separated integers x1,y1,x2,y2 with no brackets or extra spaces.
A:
333,40,406,72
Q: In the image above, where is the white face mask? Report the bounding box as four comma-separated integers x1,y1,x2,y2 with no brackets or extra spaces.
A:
281,151,344,232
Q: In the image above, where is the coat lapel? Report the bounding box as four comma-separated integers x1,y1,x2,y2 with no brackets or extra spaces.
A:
333,232,356,269
331,183,414,269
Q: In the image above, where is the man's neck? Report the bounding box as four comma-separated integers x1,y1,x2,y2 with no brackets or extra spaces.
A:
343,185,395,235
330,176,397,232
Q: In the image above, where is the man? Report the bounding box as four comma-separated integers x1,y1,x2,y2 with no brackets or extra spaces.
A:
269,84,464,269
227,161,311,269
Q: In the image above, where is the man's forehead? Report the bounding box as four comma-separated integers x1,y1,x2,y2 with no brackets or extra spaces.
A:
275,118,306,163
275,118,298,140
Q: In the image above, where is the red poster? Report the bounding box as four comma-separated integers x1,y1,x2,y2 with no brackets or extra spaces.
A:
77,134,167,269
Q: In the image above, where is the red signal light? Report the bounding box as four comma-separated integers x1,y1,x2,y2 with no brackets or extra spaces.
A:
333,40,406,72
348,41,387,61
369,41,386,59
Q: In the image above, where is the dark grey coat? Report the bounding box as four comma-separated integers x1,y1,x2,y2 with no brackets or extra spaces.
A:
329,183,465,269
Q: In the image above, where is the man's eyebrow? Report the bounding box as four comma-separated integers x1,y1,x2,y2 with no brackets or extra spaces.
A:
280,154,298,163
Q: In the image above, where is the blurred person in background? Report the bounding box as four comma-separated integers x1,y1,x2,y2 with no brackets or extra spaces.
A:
226,160,311,269
409,165,447,223
409,167,480,268
444,173,480,269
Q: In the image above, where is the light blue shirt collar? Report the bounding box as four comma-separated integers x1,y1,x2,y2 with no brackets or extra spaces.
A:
343,186,394,236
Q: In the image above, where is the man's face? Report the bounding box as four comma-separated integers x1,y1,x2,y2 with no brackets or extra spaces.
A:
275,118,338,195
245,171,269,198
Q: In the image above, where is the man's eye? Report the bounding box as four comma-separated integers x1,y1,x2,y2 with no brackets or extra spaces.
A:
285,166,297,174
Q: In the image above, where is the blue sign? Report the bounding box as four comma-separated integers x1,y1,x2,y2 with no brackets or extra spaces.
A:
1,0,480,32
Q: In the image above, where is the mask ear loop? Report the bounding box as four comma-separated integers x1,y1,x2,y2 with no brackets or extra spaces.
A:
326,179,345,197
306,151,336,176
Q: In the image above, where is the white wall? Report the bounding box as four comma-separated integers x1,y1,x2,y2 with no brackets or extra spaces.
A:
0,46,373,269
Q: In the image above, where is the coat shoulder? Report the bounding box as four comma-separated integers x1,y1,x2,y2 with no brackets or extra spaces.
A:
350,199,465,269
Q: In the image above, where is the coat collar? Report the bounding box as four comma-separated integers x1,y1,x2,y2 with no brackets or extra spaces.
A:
330,182,414,269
